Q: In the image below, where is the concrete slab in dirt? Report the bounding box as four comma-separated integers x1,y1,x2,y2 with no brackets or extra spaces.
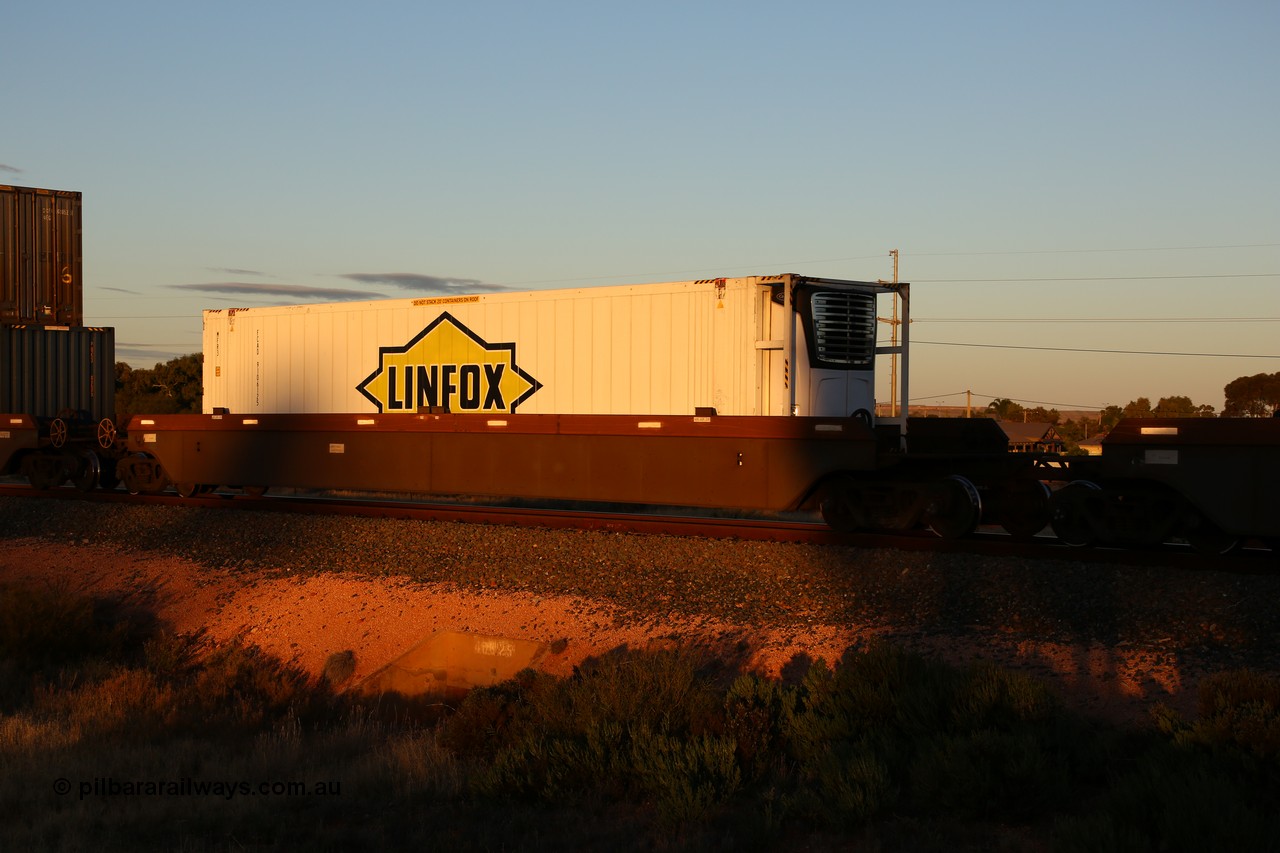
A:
357,630,547,698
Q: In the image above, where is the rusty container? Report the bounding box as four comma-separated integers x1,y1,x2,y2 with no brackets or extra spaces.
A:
0,185,83,327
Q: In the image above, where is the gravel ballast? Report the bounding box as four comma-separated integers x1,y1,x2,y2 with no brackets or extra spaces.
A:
2,496,1277,725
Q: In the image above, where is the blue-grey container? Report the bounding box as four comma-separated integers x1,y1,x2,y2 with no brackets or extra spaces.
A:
0,325,115,423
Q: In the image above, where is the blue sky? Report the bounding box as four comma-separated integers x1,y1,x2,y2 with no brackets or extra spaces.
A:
5,1,1277,412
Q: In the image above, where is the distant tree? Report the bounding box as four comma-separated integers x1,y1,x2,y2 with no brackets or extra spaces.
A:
1057,415,1102,442
115,354,203,418
1122,397,1153,419
985,398,1025,421
1100,405,1124,431
1057,419,1081,441
1222,372,1280,417
1024,406,1060,424
1152,395,1215,418
154,353,203,412
1153,395,1194,417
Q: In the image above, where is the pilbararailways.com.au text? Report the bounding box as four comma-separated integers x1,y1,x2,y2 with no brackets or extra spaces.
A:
53,777,342,801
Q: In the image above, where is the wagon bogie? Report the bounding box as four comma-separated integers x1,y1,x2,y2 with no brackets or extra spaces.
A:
1087,419,1280,544
116,453,169,495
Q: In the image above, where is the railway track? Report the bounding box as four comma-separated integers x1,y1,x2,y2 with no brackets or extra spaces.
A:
3,481,1274,572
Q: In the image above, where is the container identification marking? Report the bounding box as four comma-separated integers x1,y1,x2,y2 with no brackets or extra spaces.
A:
356,313,541,414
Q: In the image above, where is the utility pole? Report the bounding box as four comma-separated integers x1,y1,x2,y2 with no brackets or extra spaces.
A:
877,249,901,418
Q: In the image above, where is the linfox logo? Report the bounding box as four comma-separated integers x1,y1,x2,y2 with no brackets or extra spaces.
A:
356,313,541,413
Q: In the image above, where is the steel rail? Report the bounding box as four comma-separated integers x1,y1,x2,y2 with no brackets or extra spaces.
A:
1,482,1274,571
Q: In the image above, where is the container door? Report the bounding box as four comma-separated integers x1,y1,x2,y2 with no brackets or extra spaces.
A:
756,285,788,416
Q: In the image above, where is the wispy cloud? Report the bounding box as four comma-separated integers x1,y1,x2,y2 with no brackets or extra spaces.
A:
100,285,144,295
207,267,270,277
115,344,198,365
0,164,22,174
339,273,508,294
168,282,386,301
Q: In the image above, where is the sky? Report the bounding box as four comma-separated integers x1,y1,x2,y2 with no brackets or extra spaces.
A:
4,1,1277,413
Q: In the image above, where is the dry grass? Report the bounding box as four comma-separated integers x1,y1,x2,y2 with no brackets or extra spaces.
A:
3,581,1280,852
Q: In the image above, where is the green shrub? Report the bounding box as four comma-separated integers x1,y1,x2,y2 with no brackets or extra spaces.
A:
784,645,965,762
723,672,798,782
31,666,178,742
789,739,899,829
436,683,517,759
1053,747,1280,853
950,661,1061,732
630,727,742,824
910,729,1064,820
141,630,196,680
479,718,627,800
552,647,725,737
181,640,325,733
1178,669,1280,760
24,581,1280,851
0,582,135,671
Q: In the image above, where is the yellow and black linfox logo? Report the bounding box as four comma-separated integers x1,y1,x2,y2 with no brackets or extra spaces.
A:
356,313,541,413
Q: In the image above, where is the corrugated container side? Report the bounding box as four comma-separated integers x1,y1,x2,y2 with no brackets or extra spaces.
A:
202,275,885,418
203,279,770,417
0,185,83,327
0,326,115,423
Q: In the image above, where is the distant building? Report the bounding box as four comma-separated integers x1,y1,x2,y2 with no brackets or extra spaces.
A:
996,422,1065,453
1076,438,1104,456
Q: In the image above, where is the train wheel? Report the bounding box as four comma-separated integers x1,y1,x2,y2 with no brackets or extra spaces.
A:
242,485,268,498
71,450,101,492
819,475,864,533
1050,481,1101,547
923,475,982,539
995,479,1052,539
49,418,69,449
122,459,143,495
97,418,118,450
1184,515,1239,556
119,453,167,495
174,482,204,499
820,492,858,533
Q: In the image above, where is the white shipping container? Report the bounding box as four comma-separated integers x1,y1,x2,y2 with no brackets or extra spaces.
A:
202,274,896,418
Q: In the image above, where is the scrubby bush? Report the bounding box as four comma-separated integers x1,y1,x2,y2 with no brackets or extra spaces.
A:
6,580,1280,852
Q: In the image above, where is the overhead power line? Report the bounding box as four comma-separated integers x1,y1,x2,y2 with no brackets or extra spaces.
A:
909,390,1109,410
909,242,1280,257
917,316,1280,324
915,273,1276,283
915,340,1280,359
